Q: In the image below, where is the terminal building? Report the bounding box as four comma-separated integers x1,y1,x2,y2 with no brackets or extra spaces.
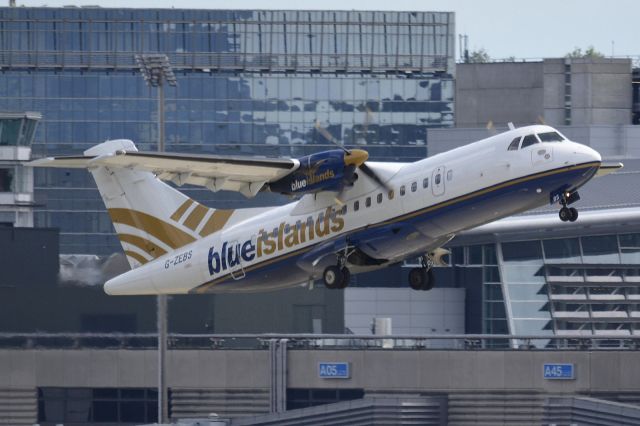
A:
2,5,640,426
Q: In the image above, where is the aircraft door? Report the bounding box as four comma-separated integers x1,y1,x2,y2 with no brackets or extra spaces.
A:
432,166,445,196
227,239,246,280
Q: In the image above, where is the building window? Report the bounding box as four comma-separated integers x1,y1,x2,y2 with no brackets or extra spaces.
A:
376,193,383,204
286,388,364,410
0,168,14,192
38,388,158,424
365,197,371,208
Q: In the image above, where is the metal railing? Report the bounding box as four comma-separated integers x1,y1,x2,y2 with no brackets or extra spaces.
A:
0,50,449,73
0,332,639,350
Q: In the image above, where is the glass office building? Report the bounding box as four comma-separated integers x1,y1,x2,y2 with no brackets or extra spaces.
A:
0,7,455,254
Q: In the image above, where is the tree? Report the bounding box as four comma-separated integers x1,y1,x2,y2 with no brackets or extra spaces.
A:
466,48,491,63
565,45,604,59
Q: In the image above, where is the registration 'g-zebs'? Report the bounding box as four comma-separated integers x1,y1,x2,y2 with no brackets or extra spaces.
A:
29,124,620,295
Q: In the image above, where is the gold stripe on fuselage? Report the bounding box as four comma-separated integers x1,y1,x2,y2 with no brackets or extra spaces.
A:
183,204,209,231
118,233,168,258
108,208,196,249
170,199,194,222
124,250,149,266
200,209,234,237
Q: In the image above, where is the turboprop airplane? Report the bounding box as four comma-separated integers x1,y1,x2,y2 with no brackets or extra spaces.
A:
30,124,621,295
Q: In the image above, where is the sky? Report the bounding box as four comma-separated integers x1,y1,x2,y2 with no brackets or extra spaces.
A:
16,0,640,60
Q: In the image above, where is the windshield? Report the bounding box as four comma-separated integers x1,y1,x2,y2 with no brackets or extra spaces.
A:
537,131,565,142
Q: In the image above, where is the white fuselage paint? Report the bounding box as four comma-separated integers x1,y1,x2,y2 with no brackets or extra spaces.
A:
104,125,602,295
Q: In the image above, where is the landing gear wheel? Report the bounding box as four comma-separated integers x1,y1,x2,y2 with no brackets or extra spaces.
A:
409,268,435,291
422,269,435,291
559,207,571,222
338,267,351,289
409,268,426,290
569,207,578,222
323,265,343,289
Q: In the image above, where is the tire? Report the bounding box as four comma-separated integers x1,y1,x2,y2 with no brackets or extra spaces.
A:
569,207,578,222
422,269,435,291
323,265,343,289
559,207,571,222
409,268,426,290
338,267,351,289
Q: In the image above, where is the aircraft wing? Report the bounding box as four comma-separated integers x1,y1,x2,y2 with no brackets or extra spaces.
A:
29,151,300,197
596,162,623,177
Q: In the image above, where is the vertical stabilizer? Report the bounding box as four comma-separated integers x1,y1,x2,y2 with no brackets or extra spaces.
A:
84,140,234,268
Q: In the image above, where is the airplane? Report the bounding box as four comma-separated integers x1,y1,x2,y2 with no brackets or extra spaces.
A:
29,124,622,295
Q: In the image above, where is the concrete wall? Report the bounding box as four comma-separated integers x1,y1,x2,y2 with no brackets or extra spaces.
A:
344,288,465,334
3,348,638,393
456,62,544,128
456,58,633,128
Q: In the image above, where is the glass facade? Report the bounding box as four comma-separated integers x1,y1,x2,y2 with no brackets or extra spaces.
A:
0,8,455,254
452,231,640,346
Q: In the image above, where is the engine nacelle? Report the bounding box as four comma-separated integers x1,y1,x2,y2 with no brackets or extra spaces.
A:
270,150,350,195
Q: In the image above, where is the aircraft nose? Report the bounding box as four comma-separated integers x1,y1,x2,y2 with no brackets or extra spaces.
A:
570,142,601,165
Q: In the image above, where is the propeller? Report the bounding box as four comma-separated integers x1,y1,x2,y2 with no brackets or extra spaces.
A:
314,120,391,191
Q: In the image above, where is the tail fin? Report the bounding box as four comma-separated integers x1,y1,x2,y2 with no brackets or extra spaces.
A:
84,140,233,268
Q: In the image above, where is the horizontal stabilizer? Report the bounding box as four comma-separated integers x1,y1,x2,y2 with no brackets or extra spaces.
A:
29,142,300,197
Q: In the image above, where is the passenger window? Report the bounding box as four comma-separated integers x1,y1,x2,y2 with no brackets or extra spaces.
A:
447,170,453,181
365,197,371,207
341,205,347,215
377,193,383,204
318,212,324,222
521,134,539,148
508,137,521,151
435,174,441,185
388,189,395,200
354,200,359,211
284,224,291,233
423,177,429,188
400,185,406,196
411,182,417,192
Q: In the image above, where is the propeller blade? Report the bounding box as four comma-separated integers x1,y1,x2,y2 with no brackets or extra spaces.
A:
314,120,349,153
359,162,391,191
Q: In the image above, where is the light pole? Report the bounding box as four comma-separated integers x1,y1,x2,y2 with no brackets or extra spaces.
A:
135,53,177,424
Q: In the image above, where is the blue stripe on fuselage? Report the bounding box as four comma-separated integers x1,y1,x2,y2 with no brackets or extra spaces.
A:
191,162,599,293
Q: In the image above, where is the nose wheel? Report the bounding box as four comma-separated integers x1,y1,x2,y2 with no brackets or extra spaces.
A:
559,206,578,222
558,190,580,222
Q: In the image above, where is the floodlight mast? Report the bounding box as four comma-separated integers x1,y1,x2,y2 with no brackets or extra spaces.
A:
135,54,177,153
134,53,177,424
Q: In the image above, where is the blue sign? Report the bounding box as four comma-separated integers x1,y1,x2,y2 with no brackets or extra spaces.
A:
543,363,575,380
319,362,350,379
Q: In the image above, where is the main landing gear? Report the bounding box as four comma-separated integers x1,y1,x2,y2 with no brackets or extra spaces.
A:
322,251,351,290
558,190,580,222
409,255,435,291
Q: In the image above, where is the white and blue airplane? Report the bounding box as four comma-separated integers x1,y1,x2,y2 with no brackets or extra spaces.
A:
30,124,620,295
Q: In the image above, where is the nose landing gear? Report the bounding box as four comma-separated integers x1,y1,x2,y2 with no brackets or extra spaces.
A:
558,190,580,222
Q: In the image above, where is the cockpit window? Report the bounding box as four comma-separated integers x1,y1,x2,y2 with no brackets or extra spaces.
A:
521,134,539,148
537,131,565,142
508,137,521,151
